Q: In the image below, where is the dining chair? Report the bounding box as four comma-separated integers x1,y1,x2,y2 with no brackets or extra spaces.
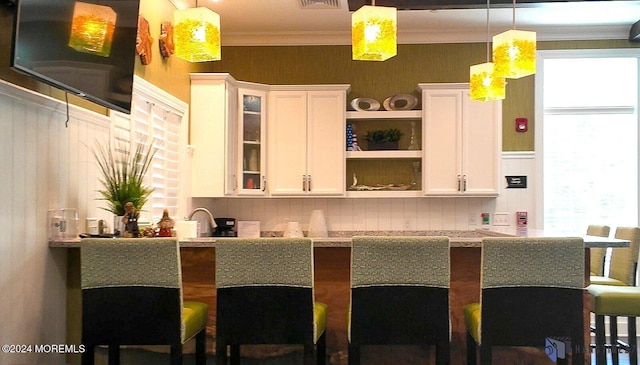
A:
587,225,611,276
80,238,208,365
215,238,327,365
464,237,585,365
348,236,450,365
588,227,640,365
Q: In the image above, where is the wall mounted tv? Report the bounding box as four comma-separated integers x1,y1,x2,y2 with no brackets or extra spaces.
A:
11,0,140,114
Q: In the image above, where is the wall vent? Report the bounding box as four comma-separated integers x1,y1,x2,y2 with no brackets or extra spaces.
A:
299,0,341,9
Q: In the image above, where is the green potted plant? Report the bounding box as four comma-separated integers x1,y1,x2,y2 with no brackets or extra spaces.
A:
92,140,157,234
364,128,403,150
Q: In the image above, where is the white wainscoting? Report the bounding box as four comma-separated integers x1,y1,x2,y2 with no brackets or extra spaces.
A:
0,80,111,365
193,151,538,233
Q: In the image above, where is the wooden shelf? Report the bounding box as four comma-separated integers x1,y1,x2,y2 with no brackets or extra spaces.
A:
346,150,421,159
346,110,421,120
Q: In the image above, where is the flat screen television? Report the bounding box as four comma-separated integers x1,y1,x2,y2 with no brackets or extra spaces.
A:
11,0,140,114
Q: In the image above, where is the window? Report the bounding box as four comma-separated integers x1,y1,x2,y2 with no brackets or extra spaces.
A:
536,49,640,232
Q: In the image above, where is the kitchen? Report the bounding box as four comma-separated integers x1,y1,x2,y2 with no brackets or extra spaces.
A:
1,0,639,364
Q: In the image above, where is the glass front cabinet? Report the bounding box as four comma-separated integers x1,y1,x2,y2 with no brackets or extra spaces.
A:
237,87,268,195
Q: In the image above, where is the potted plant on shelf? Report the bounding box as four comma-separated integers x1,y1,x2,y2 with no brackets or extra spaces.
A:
92,140,157,235
364,128,403,151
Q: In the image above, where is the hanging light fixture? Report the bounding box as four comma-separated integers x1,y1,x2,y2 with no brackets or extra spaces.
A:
470,0,505,101
352,0,397,61
492,0,536,78
68,1,117,57
174,0,221,62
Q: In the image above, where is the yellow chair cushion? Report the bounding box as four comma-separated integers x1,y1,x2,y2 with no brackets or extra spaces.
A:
589,275,628,286
588,284,640,316
183,301,208,343
314,301,328,343
463,302,481,344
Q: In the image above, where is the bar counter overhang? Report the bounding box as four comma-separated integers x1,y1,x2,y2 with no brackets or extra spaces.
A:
51,228,629,365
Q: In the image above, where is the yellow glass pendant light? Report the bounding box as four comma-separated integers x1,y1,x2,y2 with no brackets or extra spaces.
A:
69,1,117,57
352,1,397,61
174,1,221,62
492,0,536,78
470,0,505,101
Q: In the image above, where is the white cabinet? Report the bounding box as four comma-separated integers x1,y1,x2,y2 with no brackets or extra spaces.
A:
420,83,502,196
267,85,349,196
237,87,269,195
189,73,238,197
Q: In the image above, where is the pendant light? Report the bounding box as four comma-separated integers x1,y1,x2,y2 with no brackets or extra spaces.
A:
492,0,536,78
69,1,117,57
174,0,221,62
352,0,397,61
469,0,506,101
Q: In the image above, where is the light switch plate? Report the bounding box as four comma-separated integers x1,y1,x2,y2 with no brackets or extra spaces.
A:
494,212,510,226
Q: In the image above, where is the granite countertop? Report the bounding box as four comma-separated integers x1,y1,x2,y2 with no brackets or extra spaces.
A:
49,228,629,248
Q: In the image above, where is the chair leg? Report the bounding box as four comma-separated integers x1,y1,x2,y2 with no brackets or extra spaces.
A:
466,332,477,365
611,315,620,365
170,344,183,365
436,339,450,365
215,343,227,365
81,345,94,365
595,315,607,365
108,345,120,365
316,332,327,365
348,343,360,365
479,343,491,365
629,317,638,365
195,329,207,365
230,344,240,365
303,344,314,365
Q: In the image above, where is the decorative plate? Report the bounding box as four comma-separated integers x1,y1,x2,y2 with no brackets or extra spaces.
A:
351,98,380,111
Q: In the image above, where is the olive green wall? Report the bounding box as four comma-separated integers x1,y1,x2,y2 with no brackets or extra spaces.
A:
1,2,638,150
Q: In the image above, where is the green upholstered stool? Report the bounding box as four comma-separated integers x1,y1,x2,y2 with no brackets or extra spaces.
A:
348,236,450,365
80,238,208,365
588,227,640,364
589,284,640,365
590,227,639,287
464,237,585,365
215,238,327,365
588,225,611,276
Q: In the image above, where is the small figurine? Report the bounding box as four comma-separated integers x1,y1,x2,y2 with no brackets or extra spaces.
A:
122,202,140,238
157,209,175,237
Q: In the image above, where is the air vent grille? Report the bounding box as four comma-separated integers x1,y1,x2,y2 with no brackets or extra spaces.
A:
299,0,341,9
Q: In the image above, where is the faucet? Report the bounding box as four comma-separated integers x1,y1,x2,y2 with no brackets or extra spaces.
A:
187,208,217,236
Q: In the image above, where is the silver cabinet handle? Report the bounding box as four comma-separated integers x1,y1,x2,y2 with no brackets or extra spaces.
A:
302,175,307,191
307,175,312,192
462,175,467,192
457,175,462,192
262,176,267,192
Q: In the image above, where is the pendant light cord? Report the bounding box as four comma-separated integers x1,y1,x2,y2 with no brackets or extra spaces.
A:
485,0,490,62
512,0,516,29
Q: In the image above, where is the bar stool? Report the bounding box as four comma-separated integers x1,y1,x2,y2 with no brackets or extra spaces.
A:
464,237,585,365
215,238,327,365
587,225,611,276
80,238,208,365
588,227,640,365
348,236,450,365
589,284,640,365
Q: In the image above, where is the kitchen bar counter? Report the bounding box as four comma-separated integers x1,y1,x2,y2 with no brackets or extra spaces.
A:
50,227,629,248
52,229,628,365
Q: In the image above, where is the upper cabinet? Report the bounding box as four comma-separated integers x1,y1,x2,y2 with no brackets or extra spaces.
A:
420,83,502,196
190,73,238,197
237,87,268,196
267,85,350,196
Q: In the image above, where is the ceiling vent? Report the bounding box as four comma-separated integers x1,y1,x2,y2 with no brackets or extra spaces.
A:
299,0,341,9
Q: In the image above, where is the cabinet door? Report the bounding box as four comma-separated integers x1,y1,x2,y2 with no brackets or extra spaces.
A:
462,90,501,195
238,88,267,195
190,75,236,197
306,91,345,196
268,91,308,195
422,89,463,195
